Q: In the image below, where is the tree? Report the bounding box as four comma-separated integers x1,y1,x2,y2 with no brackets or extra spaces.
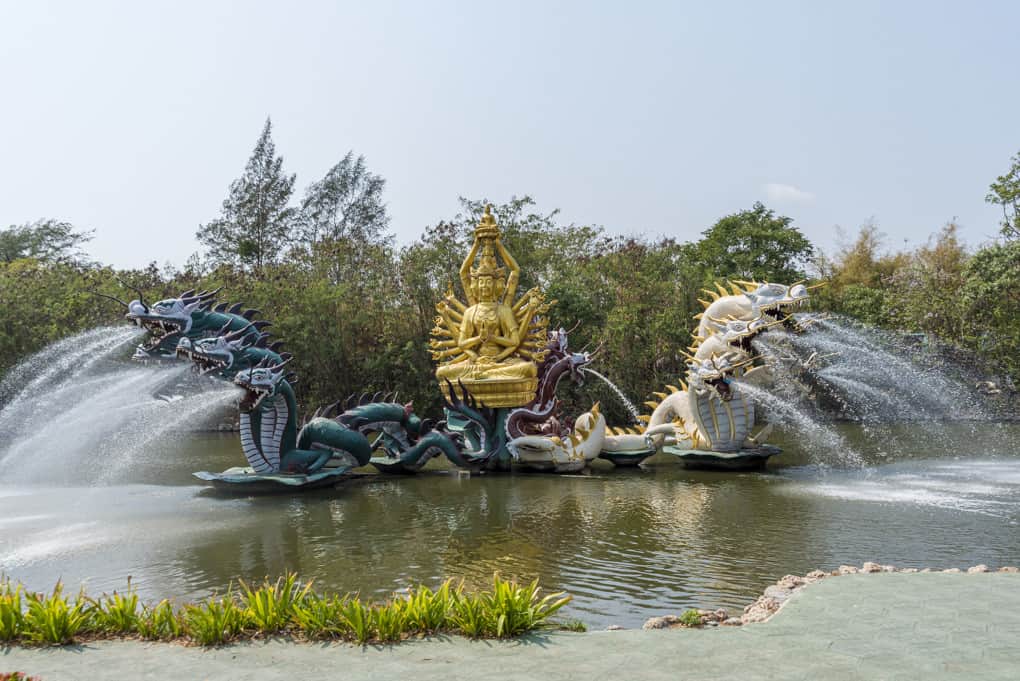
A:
986,150,1020,240
696,202,814,282
197,118,296,273
960,240,1020,380
297,152,390,285
298,152,388,246
0,219,93,264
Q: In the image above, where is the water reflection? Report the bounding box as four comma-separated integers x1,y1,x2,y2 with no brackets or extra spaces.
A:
1,425,1019,628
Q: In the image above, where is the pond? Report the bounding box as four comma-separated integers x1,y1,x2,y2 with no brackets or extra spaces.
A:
1,422,1018,629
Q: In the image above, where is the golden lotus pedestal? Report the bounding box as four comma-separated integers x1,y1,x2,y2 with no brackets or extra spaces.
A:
439,377,538,408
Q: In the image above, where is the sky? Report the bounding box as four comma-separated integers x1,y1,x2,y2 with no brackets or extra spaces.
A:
1,0,1018,269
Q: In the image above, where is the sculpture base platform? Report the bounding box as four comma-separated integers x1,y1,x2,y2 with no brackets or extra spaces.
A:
512,451,587,474
598,448,656,467
193,465,356,493
369,456,428,475
662,445,781,471
438,376,538,408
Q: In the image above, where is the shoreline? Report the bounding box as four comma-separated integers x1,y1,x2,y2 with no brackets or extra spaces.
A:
4,569,1019,681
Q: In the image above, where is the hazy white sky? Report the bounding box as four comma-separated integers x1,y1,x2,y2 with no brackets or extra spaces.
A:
2,1,1018,268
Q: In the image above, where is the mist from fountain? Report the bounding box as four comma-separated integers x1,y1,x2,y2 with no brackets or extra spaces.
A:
0,327,239,485
749,315,1012,462
581,367,643,425
735,381,865,468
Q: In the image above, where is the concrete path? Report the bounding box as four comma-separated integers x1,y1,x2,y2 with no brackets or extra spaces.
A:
3,573,1019,681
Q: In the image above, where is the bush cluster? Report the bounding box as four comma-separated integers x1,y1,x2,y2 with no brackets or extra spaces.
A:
0,574,571,647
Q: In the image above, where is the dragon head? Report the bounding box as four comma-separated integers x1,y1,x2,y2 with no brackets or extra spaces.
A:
126,287,221,358
234,357,294,412
741,281,815,319
544,327,597,385
705,312,786,351
687,352,754,401
176,322,287,379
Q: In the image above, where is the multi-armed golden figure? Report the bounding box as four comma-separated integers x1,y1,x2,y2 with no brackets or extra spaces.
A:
432,205,552,407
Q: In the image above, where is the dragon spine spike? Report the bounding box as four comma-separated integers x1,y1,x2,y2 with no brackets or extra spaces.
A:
214,302,228,312
180,289,195,298
715,282,730,297
636,415,651,423
242,309,260,320
698,299,711,310
253,321,271,330
693,312,704,320
701,289,721,301
806,282,827,290
228,302,243,314
269,341,285,352
666,384,680,393
728,281,745,296
643,401,659,410
652,391,668,400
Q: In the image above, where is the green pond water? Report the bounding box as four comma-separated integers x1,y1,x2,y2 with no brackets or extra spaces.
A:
1,422,1018,628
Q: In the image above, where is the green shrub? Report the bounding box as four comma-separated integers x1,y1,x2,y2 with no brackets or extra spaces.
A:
483,575,571,638
239,573,310,633
22,583,91,645
183,594,248,645
449,591,488,638
373,600,408,642
92,584,140,634
291,592,345,639
137,599,182,640
679,609,702,627
403,580,455,634
337,597,373,644
0,580,25,641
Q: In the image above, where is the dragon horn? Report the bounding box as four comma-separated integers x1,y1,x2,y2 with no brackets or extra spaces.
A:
115,276,148,311
270,357,293,372
806,282,827,290
89,290,129,309
224,321,256,340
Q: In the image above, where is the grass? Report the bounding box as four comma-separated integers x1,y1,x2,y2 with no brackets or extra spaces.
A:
0,573,572,647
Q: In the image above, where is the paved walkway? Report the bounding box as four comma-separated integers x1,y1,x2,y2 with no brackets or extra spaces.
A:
3,573,1019,681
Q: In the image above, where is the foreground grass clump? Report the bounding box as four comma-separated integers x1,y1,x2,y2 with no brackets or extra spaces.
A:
0,573,571,646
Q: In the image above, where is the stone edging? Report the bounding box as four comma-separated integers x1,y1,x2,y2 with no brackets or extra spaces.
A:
640,563,1019,630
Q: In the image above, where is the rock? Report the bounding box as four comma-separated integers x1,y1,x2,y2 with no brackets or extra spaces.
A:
805,570,828,580
998,566,1019,573
942,568,962,574
742,597,781,624
881,564,896,572
722,618,743,626
777,574,806,589
642,615,682,630
763,585,794,603
838,565,859,575
899,567,919,573
967,565,989,573
861,561,883,573
605,625,625,631
920,568,933,573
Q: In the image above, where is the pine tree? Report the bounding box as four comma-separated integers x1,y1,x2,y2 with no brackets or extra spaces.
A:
298,152,389,246
197,118,296,273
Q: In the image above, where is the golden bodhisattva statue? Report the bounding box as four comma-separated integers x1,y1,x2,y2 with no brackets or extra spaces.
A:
432,205,552,407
